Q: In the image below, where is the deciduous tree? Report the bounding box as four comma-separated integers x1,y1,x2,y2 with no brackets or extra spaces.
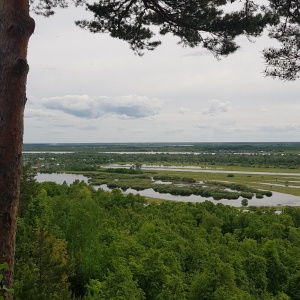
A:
0,1,299,296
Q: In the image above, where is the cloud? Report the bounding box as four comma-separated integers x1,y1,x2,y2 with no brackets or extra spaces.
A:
25,107,76,127
182,50,210,57
40,95,163,119
25,108,56,119
202,99,231,116
25,105,100,131
178,107,191,114
259,124,300,132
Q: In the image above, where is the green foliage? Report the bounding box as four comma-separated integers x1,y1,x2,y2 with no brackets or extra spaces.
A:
75,0,274,57
102,167,142,174
96,174,272,201
15,180,300,299
67,163,97,171
241,198,248,207
263,0,300,80
84,266,144,300
19,164,39,217
153,175,196,183
15,188,73,300
0,263,14,300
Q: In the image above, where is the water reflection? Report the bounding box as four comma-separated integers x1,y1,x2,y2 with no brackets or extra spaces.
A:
36,173,90,185
94,184,300,208
35,173,300,207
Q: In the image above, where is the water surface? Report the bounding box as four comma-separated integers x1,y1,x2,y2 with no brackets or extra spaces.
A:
36,173,300,207
36,173,89,184
94,184,300,207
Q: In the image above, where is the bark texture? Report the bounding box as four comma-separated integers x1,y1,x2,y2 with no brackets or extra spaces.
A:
0,0,35,297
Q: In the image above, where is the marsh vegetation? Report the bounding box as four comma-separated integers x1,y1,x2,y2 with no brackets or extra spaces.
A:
24,143,300,204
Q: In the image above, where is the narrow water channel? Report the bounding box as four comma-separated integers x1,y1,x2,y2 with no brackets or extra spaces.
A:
36,173,300,207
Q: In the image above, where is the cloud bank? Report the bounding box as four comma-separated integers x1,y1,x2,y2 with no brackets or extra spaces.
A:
202,99,231,116
37,95,163,119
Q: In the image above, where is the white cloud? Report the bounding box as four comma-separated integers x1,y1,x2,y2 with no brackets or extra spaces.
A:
40,95,163,119
202,100,231,116
25,108,56,119
182,50,210,57
178,107,191,114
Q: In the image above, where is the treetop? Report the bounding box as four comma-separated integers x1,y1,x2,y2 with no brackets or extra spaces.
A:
29,0,300,80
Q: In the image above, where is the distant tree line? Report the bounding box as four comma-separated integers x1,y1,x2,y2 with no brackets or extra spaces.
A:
22,143,300,154
23,152,300,172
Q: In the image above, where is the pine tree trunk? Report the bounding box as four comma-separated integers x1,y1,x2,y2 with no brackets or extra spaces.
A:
0,0,34,297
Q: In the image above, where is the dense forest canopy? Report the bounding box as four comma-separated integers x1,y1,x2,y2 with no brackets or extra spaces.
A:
11,173,300,299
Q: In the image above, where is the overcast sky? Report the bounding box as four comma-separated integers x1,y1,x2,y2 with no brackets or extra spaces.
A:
24,5,300,143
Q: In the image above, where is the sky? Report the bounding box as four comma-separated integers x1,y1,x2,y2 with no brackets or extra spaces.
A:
24,4,300,143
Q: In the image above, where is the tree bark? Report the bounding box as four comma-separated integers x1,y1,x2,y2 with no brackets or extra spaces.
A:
0,0,35,297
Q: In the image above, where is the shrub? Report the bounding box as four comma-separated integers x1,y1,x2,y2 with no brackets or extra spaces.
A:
241,199,248,206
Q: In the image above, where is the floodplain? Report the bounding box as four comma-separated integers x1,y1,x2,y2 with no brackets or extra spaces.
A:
23,142,300,207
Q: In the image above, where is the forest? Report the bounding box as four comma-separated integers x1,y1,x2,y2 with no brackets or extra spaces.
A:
8,161,300,299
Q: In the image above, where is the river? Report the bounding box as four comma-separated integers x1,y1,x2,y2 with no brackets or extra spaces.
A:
35,173,300,207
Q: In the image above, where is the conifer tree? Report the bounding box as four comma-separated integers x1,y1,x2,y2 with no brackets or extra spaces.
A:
0,1,299,296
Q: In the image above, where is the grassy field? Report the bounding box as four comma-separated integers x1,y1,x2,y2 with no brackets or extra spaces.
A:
144,168,300,196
